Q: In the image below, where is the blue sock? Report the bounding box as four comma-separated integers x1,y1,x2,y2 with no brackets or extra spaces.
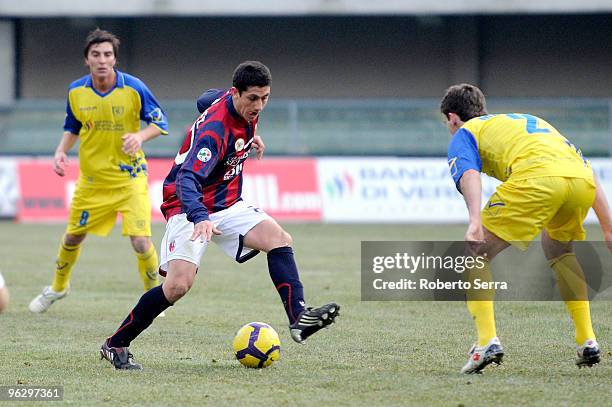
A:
108,285,172,348
267,247,306,324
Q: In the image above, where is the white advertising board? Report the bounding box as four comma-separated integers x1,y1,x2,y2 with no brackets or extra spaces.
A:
318,157,612,223
0,159,17,217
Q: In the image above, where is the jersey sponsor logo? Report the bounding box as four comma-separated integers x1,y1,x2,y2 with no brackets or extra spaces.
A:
79,106,97,111
235,138,245,152
89,120,124,132
224,162,244,180
225,151,249,166
197,148,212,163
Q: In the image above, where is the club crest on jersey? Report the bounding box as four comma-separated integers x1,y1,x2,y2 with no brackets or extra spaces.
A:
235,138,245,152
148,107,164,123
197,148,212,162
112,106,124,116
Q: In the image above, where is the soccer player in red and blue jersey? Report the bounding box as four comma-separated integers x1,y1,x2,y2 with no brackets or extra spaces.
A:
100,61,340,370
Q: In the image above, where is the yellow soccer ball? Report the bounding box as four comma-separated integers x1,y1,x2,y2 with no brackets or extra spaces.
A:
233,322,281,368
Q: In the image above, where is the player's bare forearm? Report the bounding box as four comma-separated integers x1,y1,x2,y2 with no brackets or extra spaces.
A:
592,173,612,251
592,174,612,230
460,170,483,223
460,170,485,242
137,124,163,143
122,124,162,155
53,132,78,176
56,131,79,154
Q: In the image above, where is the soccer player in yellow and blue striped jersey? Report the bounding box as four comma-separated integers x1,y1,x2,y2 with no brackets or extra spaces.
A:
441,84,612,374
29,29,168,313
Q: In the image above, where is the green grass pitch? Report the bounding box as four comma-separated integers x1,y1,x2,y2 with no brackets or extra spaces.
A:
0,223,610,406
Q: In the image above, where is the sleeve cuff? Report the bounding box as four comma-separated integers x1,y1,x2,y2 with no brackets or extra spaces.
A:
186,207,210,224
151,123,169,135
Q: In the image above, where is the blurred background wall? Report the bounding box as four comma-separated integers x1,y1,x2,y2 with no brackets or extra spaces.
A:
0,1,610,222
10,15,612,100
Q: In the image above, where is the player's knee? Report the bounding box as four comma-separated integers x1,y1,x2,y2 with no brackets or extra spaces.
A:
64,233,86,246
541,233,573,261
281,230,293,247
269,230,292,250
130,236,151,253
163,279,192,302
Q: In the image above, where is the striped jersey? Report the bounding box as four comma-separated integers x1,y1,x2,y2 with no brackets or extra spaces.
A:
160,90,257,223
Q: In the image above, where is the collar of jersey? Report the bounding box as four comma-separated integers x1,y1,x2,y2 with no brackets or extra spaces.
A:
225,94,248,125
84,69,125,97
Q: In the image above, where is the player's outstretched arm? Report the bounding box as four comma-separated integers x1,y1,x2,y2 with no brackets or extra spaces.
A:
121,124,162,155
460,169,484,243
53,131,79,177
592,173,612,252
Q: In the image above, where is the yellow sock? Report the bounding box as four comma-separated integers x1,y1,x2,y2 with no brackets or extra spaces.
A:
51,239,82,292
466,257,497,346
136,244,160,291
550,253,596,344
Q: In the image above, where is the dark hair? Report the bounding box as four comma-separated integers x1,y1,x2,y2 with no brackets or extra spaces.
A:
232,61,272,93
440,83,488,122
83,28,120,58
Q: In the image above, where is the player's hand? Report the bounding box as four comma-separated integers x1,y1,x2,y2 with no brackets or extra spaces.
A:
53,151,68,177
465,221,485,242
465,221,486,255
121,133,144,155
252,135,265,160
190,220,222,243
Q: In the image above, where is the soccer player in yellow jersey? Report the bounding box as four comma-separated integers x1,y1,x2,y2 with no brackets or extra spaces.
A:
441,84,612,374
29,29,168,313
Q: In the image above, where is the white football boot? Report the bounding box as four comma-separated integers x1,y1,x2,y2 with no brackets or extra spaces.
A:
460,336,504,374
575,339,600,368
29,286,69,313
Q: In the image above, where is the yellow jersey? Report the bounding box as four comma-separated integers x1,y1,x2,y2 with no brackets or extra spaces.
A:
448,113,594,189
64,70,168,188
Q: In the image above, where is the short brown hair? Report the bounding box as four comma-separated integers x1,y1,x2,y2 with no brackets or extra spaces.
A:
83,28,120,58
232,61,272,93
440,83,488,122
